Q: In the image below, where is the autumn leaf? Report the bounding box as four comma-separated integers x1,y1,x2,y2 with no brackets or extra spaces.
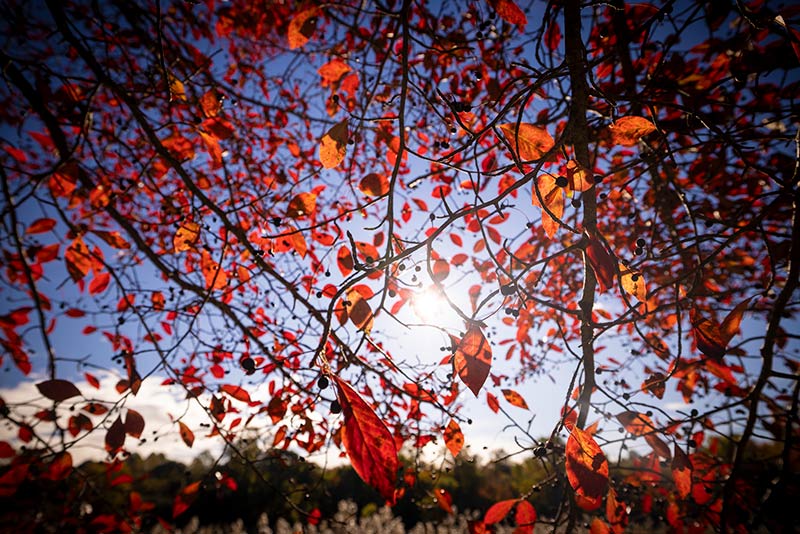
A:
619,263,647,302
432,259,450,283
486,391,500,413
590,518,612,534
168,74,187,101
124,409,145,438
489,0,527,30
65,237,92,281
606,487,628,534
335,377,399,504
498,123,554,161
105,415,126,454
690,298,749,359
501,388,529,410
359,173,389,197
672,444,692,499
173,481,201,518
565,426,609,510
453,325,492,396
88,271,111,295
585,234,616,292
286,192,317,218
179,421,194,448
319,120,348,168
484,499,517,524
318,58,351,87
443,419,464,457
641,372,666,399
566,159,592,192
515,500,537,533
201,249,227,290
346,287,374,334
43,451,72,481
36,379,81,402
287,6,319,49
173,221,200,252
26,218,56,234
435,488,453,514
531,173,564,238
608,116,656,146
220,384,252,403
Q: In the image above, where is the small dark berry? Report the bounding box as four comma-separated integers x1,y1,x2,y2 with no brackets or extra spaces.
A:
636,238,646,247
534,446,546,457
500,284,516,296
317,376,329,389
555,176,568,187
571,199,581,208
330,400,342,414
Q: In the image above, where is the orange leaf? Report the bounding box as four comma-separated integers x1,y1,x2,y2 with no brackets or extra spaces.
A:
335,377,399,504
319,120,348,168
173,481,201,518
453,326,492,396
435,488,453,514
531,173,564,238
486,391,500,413
619,263,647,302
608,116,656,146
26,218,56,234
443,419,464,457
484,499,517,524
88,271,111,295
645,433,672,459
201,249,227,290
490,0,527,30
616,411,657,437
318,58,351,87
501,388,529,410
36,379,81,402
287,192,317,218
566,160,593,192
590,518,612,534
641,372,666,399
432,259,450,283
565,426,609,509
672,444,692,499
498,123,554,161
359,173,389,197
173,221,200,252
179,421,194,448
65,237,92,281
346,287,374,334
200,89,222,118
606,487,628,534
287,6,319,49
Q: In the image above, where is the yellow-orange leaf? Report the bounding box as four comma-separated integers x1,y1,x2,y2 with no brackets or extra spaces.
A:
498,123,554,162
532,173,564,238
443,419,464,457
566,159,593,192
169,74,187,101
620,263,647,302
287,192,317,218
173,221,200,252
608,116,656,146
201,249,227,290
287,7,319,49
319,120,348,169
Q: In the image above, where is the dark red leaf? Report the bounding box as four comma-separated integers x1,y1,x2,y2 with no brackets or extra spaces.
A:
36,379,81,402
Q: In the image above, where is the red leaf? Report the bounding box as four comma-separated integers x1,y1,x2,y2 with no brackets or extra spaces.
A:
337,246,354,276
105,415,126,454
443,419,464,457
173,481,201,518
565,427,609,510
88,271,111,295
335,377,399,504
36,379,81,402
453,326,492,396
0,442,14,458
590,518,612,534
44,451,72,481
125,409,145,438
435,488,453,514
585,234,616,292
606,487,628,534
484,499,517,524
545,20,561,51
26,218,56,235
515,500,537,532
490,0,527,30
84,372,100,389
221,384,252,403
179,421,195,448
501,388,529,410
486,391,500,413
672,444,692,499
432,259,450,283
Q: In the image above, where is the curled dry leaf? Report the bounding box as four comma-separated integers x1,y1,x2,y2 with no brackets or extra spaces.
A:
287,7,319,49
319,120,348,169
335,377,399,504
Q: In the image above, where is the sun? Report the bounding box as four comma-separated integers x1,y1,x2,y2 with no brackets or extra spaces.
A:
410,286,462,327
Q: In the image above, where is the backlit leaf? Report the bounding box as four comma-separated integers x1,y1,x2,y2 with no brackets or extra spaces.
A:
489,0,527,30
318,59,351,87
501,388,529,410
585,234,616,292
287,7,319,49
319,119,348,169
36,379,81,402
454,326,492,396
565,426,609,510
486,391,500,413
515,500,537,532
221,384,251,403
335,377,399,504
359,173,389,197
498,123,554,161
484,499,516,524
432,259,450,283
346,287,374,334
179,421,194,447
620,263,647,302
531,173,564,238
443,419,464,457
435,488,453,514
608,116,656,146
65,237,92,281
672,444,692,499
172,481,201,518
201,249,227,290
26,218,56,234
173,221,200,252
287,192,317,218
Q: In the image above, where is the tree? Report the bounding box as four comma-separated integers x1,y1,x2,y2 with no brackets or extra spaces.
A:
1,0,798,531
